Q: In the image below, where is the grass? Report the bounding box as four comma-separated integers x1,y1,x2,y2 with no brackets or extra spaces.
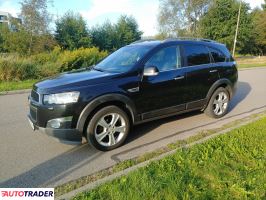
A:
55,112,265,197
238,62,266,68
236,56,266,69
73,117,266,200
0,79,38,92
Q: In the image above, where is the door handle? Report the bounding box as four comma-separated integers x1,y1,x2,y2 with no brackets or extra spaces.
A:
209,69,218,73
174,76,185,80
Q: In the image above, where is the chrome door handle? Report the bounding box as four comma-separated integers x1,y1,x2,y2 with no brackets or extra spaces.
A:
210,69,218,73
174,76,185,80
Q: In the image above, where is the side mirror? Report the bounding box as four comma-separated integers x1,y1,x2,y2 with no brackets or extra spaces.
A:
143,66,159,76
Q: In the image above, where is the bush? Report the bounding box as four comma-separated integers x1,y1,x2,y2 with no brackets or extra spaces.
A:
30,46,61,65
58,47,108,72
0,47,108,81
0,57,38,81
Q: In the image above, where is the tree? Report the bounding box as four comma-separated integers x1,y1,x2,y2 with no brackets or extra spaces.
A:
90,21,117,51
90,15,142,52
0,24,7,52
158,0,213,37
200,0,253,53
20,0,52,54
115,15,143,47
250,6,266,55
55,11,91,50
0,25,56,55
262,0,266,10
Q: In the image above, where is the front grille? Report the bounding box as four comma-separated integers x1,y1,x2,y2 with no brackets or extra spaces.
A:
30,106,37,122
31,90,39,102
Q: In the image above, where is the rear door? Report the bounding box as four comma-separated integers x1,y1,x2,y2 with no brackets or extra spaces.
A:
183,44,219,107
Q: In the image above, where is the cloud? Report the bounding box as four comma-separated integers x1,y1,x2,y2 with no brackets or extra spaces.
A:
80,0,159,36
0,0,19,17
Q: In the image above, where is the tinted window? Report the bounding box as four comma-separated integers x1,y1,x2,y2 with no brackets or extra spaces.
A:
145,46,181,72
209,47,226,62
184,45,210,66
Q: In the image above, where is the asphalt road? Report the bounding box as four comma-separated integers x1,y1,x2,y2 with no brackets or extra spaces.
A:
1,67,266,188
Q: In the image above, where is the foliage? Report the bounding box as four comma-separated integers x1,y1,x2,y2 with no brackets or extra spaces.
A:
74,117,266,200
263,0,266,10
200,0,253,53
0,26,56,55
20,0,52,54
250,7,266,55
115,15,143,48
158,0,213,37
0,47,107,81
90,15,142,52
58,47,107,72
55,12,91,50
0,56,38,81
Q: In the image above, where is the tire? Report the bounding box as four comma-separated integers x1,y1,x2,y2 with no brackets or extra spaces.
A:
86,106,130,151
204,87,230,119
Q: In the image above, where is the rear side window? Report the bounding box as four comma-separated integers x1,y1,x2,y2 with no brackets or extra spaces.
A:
183,45,210,66
209,47,226,62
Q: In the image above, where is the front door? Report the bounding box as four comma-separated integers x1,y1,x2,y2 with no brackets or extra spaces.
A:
137,45,187,119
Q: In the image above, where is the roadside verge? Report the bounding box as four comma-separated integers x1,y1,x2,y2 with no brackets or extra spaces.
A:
56,110,266,200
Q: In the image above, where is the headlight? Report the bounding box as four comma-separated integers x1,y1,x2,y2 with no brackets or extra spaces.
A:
43,92,80,105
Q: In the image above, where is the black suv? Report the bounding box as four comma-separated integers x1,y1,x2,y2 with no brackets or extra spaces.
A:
28,38,238,151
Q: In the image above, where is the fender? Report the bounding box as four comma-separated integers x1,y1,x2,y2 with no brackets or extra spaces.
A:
205,78,234,106
76,93,138,132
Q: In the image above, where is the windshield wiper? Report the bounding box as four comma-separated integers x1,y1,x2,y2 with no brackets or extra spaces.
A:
92,66,105,72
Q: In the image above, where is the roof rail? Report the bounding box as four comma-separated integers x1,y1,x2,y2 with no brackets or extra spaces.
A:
131,39,159,44
164,37,217,43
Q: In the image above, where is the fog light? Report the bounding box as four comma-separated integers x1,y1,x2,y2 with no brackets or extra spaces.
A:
50,119,61,129
47,116,73,129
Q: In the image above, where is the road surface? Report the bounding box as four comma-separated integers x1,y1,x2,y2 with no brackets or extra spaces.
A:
0,67,266,188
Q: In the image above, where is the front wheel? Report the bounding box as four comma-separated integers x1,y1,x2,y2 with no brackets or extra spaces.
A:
204,87,230,119
86,106,130,151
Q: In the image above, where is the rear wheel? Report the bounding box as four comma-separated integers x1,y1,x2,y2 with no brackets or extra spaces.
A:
204,87,229,118
86,106,130,151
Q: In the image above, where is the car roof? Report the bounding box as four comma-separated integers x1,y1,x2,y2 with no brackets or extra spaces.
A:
129,38,225,48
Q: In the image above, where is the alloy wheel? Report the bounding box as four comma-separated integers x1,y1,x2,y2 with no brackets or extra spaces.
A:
213,91,229,116
94,113,126,147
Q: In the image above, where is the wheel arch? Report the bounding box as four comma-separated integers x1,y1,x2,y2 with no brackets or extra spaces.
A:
76,94,137,134
203,78,233,110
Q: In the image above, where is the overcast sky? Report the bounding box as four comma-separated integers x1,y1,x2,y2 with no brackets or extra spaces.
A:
0,0,264,36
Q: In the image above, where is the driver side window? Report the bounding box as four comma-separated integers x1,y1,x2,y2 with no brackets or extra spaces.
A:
145,46,181,72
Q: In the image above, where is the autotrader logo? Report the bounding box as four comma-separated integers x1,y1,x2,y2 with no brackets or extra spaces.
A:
0,188,54,200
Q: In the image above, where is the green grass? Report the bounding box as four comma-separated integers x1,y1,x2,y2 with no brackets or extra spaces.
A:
74,117,266,200
55,112,264,197
238,62,266,69
0,79,38,92
236,56,266,69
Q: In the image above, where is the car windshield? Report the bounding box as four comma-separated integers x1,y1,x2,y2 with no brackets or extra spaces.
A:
94,45,153,73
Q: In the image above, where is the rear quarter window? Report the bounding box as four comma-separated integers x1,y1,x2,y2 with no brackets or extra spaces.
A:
208,47,227,62
183,45,210,66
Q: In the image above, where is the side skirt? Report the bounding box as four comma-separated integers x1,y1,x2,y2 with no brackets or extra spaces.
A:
134,99,206,125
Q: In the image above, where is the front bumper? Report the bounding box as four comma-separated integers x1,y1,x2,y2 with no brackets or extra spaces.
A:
27,91,84,145
28,114,82,144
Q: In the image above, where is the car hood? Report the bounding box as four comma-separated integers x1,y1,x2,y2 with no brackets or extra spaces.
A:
34,68,118,93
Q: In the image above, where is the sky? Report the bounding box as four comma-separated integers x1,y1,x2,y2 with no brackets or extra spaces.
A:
0,0,264,36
